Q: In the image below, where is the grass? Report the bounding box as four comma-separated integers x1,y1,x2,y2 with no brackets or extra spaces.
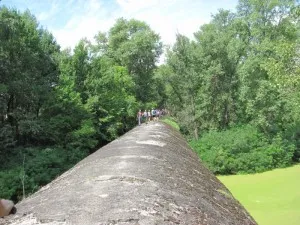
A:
161,116,180,131
218,164,300,225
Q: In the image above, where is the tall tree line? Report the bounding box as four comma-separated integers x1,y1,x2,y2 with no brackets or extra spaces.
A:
1,0,299,200
0,7,162,201
159,0,300,174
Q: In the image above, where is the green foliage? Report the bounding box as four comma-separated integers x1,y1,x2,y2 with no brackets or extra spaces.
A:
161,117,180,131
163,0,300,175
190,125,295,174
107,18,162,103
0,124,16,152
1,0,299,201
71,119,97,149
0,168,23,201
0,147,81,201
0,7,161,202
85,56,138,141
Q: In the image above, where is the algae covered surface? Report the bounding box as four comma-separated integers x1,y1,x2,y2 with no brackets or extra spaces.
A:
218,165,300,225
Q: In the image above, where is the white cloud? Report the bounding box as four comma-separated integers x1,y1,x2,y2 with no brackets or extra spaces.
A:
46,0,237,50
116,0,159,13
37,0,59,21
51,0,115,49
116,0,209,46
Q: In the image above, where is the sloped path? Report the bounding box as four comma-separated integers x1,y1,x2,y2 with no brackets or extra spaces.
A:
3,122,257,225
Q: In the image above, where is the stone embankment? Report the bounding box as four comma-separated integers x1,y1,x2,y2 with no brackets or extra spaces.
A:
2,122,257,225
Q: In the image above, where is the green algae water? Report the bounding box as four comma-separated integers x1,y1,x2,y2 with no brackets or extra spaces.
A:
218,165,300,225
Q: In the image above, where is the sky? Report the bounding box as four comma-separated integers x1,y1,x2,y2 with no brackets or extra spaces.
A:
2,0,238,50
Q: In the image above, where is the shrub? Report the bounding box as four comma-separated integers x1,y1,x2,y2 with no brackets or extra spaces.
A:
161,116,180,131
0,146,87,201
190,125,295,175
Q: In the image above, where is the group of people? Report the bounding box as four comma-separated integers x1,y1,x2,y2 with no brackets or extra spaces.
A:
137,109,165,125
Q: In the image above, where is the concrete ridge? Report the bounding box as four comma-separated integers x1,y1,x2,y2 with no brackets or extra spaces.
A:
2,122,257,225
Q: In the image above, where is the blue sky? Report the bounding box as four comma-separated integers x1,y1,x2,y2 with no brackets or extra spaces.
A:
2,0,238,49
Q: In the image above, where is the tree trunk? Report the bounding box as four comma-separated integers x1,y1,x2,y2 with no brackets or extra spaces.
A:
194,126,199,140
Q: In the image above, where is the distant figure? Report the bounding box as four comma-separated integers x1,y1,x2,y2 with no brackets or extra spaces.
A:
147,110,151,122
156,109,160,120
143,110,148,124
137,110,142,126
151,108,157,121
0,199,16,217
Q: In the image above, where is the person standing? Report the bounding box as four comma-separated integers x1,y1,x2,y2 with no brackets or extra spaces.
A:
151,108,156,121
147,110,151,122
156,109,160,120
143,110,148,124
137,110,142,126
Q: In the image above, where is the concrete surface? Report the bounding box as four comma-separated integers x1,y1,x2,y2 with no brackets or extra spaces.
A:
2,122,257,225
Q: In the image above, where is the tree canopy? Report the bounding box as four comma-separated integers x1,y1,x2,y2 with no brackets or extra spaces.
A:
162,0,300,174
0,9,161,201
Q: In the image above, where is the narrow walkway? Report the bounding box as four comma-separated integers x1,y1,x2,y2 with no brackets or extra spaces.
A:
4,122,257,225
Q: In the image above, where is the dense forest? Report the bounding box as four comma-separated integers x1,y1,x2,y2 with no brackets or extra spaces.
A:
162,0,300,175
0,0,299,201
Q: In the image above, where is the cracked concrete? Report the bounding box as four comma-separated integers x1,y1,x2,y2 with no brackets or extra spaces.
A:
3,122,257,225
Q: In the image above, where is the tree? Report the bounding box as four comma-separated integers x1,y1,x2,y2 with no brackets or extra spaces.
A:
85,54,137,141
236,0,299,133
108,18,162,103
163,0,300,168
0,8,60,145
163,10,244,137
194,9,242,130
165,34,203,139
72,39,90,103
